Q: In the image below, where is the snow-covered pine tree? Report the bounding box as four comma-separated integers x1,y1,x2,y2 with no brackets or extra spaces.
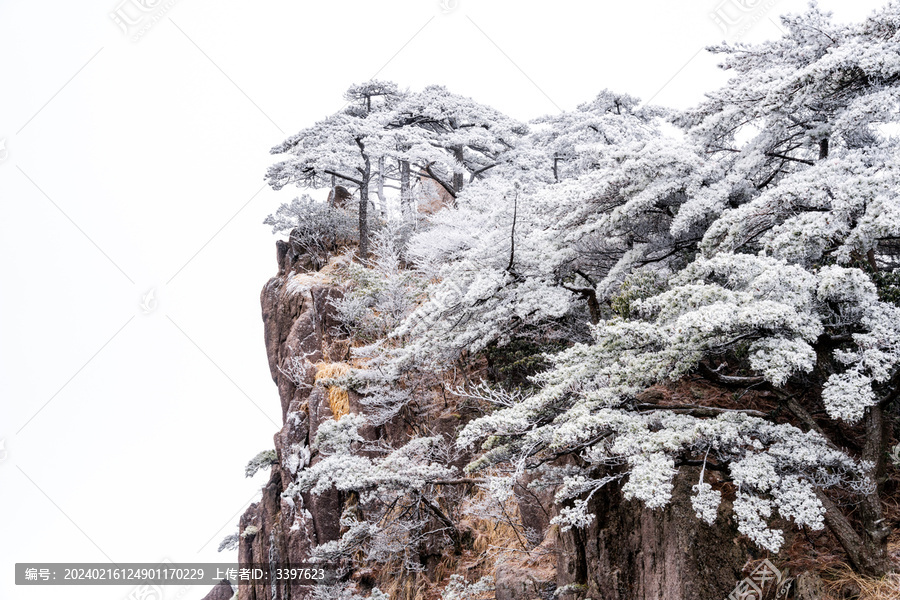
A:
266,81,405,260
269,5,900,584
460,3,900,576
389,85,528,202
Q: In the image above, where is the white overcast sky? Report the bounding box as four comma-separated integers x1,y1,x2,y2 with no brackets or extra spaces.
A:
0,1,889,598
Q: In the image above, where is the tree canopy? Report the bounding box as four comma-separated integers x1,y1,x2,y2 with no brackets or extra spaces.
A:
265,3,900,590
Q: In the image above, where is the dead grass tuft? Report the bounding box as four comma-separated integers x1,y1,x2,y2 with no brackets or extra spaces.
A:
461,488,530,559
820,563,900,600
314,361,350,419
382,572,428,600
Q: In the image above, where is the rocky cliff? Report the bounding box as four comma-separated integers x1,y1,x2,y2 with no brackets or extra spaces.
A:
234,242,349,600
555,470,748,600
224,242,799,600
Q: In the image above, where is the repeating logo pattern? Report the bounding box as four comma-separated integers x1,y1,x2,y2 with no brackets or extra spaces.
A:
725,559,793,600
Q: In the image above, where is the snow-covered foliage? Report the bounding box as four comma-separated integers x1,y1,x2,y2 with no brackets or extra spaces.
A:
217,532,240,553
309,584,389,600
444,7,900,569
392,102,716,369
691,481,721,525
266,80,408,258
332,224,425,342
391,85,529,198
263,3,900,581
440,575,494,600
266,110,393,193
297,420,455,496
245,449,278,478
283,413,463,571
264,195,357,268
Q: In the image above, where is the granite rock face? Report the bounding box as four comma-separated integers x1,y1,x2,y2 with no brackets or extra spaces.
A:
237,247,350,600
556,468,751,600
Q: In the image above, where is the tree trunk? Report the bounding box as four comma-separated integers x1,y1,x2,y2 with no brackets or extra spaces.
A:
376,156,386,218
451,145,464,203
400,159,412,220
359,182,369,261
810,404,893,577
790,392,893,574
355,138,371,261
859,404,893,572
816,488,893,576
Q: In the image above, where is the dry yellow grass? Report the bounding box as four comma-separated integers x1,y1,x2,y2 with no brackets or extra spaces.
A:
382,573,429,600
314,361,350,419
453,487,556,589
365,487,541,600
461,488,530,557
819,564,900,600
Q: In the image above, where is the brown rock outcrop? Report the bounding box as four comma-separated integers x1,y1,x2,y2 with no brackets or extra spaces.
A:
556,469,751,600
327,185,352,209
237,254,351,600
416,178,454,215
